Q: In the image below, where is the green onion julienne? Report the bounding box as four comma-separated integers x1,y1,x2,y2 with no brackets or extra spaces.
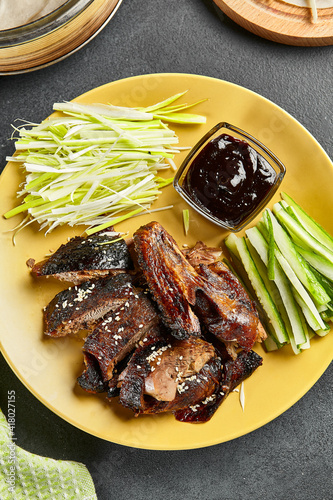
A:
4,91,206,235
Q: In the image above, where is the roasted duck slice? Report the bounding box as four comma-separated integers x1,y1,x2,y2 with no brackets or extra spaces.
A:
133,221,201,339
133,221,265,352
80,291,159,384
195,263,266,354
205,260,256,304
118,333,222,416
44,273,135,337
27,230,133,284
174,349,263,423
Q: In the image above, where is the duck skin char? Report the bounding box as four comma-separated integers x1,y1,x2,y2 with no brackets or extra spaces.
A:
174,349,263,423
78,291,160,391
76,352,108,394
133,221,265,352
194,262,266,356
133,221,202,339
118,331,222,416
27,229,133,285
44,273,136,337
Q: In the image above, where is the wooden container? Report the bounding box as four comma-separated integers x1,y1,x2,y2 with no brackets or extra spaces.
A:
213,0,333,46
0,0,123,74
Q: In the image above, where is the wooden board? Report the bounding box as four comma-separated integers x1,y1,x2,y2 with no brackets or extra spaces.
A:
0,0,123,74
213,0,333,46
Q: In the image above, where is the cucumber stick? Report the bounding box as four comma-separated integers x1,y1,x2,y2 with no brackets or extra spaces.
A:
273,203,333,264
258,220,328,331
225,235,285,348
224,194,332,354
226,234,288,344
246,241,303,354
281,192,333,252
295,244,333,281
246,226,307,347
266,209,330,306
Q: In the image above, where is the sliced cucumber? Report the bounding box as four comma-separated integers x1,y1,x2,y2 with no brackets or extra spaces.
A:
258,220,328,331
273,203,333,263
292,287,330,333
228,235,288,345
265,209,330,306
281,192,333,252
294,245,333,282
246,226,307,347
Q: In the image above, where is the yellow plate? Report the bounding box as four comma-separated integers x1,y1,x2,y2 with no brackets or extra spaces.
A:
0,74,332,450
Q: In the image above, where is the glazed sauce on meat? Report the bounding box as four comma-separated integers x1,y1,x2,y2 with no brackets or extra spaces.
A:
183,134,277,228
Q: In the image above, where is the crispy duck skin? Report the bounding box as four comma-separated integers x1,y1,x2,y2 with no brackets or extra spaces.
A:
44,273,135,337
118,325,169,411
133,221,202,339
206,261,256,305
195,263,266,353
27,230,133,285
133,222,264,352
80,291,160,384
77,352,108,394
174,349,263,423
119,333,221,416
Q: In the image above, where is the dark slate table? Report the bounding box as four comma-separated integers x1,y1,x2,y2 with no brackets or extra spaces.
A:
1,1,332,499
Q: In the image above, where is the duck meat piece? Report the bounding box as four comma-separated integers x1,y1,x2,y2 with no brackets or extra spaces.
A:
117,325,169,411
133,222,265,353
133,221,201,339
206,260,257,305
80,291,160,384
182,241,222,268
195,263,266,354
44,273,135,337
119,333,222,416
27,229,133,285
77,352,108,394
174,349,263,423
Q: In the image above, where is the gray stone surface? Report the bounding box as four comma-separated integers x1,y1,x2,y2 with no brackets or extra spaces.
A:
0,1,332,499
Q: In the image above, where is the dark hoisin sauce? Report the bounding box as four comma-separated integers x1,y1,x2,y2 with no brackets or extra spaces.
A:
183,133,277,228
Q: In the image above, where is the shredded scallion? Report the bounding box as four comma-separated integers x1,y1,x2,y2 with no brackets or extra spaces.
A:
183,209,190,235
4,91,206,234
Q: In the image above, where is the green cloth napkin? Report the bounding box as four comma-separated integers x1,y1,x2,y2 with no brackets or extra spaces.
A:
0,409,97,500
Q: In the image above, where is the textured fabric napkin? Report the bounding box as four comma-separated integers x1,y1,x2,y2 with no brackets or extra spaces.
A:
0,409,97,500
